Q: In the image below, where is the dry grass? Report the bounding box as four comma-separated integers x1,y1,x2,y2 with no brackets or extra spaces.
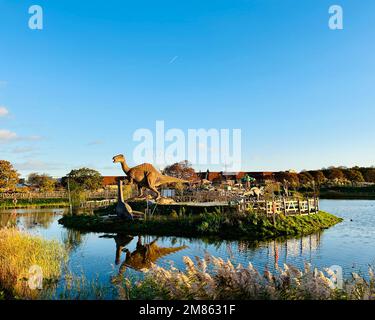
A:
0,227,67,299
133,254,375,300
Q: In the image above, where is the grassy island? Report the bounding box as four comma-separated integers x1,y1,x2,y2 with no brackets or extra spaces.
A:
58,209,342,241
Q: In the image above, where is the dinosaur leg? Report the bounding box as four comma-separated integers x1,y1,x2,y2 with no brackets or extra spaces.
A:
146,172,161,200
138,187,146,198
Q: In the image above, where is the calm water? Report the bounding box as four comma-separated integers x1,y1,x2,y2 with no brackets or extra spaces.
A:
1,200,375,296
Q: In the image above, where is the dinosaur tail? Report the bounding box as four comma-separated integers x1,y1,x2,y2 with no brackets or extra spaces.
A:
157,175,189,186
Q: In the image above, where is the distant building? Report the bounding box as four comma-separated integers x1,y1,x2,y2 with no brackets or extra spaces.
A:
103,172,275,187
103,176,121,187
196,171,274,184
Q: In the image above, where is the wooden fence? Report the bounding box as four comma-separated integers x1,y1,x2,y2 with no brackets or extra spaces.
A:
79,199,117,209
0,190,118,200
169,190,241,203
237,198,319,216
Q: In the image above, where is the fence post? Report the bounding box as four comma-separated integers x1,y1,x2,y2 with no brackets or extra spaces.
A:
272,200,276,225
265,200,268,217
283,198,287,216
298,200,302,215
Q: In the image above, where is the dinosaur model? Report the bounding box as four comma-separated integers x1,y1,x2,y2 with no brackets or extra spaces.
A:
115,179,144,219
244,186,265,200
113,154,188,200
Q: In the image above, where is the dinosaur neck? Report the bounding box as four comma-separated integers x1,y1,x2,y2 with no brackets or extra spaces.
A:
120,160,130,174
118,180,124,203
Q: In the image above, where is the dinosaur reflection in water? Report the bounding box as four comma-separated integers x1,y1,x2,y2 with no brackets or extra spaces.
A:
113,235,187,273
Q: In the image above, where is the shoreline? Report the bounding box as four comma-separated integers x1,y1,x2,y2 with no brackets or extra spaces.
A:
319,195,375,200
0,200,69,210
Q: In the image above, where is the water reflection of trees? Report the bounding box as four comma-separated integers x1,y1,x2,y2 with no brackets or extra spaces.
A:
0,210,17,228
62,229,86,252
20,212,57,229
237,232,322,267
0,209,59,229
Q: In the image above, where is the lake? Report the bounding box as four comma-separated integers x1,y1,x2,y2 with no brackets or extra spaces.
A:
1,199,375,297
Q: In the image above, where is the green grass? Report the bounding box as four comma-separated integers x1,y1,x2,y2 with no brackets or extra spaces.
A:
0,198,69,209
59,210,342,241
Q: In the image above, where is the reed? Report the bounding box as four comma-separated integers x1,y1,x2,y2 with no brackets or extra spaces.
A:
132,254,375,300
0,227,67,299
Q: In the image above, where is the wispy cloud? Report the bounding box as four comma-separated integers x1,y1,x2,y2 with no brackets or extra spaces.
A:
11,146,35,154
0,106,9,117
24,135,42,141
14,160,62,171
0,129,42,144
0,129,17,142
87,140,104,146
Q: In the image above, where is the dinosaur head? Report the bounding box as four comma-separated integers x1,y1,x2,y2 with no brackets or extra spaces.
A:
113,154,125,163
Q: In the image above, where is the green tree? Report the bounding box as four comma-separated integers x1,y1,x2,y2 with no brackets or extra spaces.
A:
299,171,314,187
27,173,56,192
359,168,375,183
274,171,300,190
163,160,197,181
308,170,327,186
344,169,365,184
62,168,103,191
325,168,346,181
0,160,19,190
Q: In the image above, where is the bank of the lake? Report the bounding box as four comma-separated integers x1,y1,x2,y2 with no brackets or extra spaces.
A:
0,198,69,209
319,187,375,199
301,186,375,200
59,211,342,241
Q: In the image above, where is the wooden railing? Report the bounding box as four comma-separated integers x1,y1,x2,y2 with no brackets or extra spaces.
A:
236,198,319,216
170,190,241,203
0,190,118,200
79,199,117,209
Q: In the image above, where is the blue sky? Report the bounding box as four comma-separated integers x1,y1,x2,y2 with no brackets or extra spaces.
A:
1,0,374,177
